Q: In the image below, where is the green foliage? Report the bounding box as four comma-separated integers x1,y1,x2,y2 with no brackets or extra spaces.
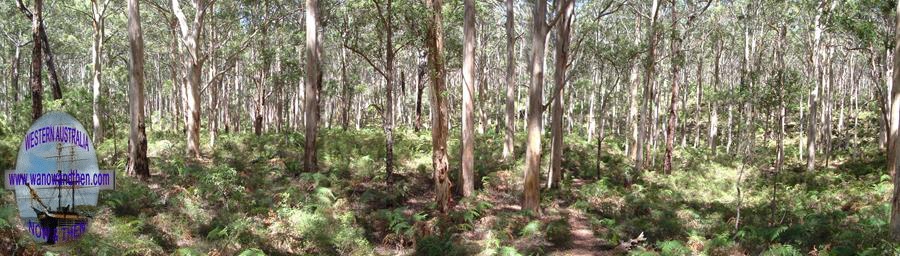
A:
518,220,542,238
657,240,691,256
377,207,427,242
545,219,571,246
3,119,893,255
175,248,203,256
197,164,245,208
237,248,266,256
452,198,493,231
415,235,464,256
760,244,802,256
496,246,524,256
206,215,253,243
102,176,158,216
0,205,15,229
71,217,164,255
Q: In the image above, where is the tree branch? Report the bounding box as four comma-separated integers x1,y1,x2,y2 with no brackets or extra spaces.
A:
595,0,627,21
345,42,387,78
372,0,389,29
170,0,190,40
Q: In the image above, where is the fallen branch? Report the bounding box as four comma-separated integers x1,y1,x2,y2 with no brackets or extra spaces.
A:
615,232,646,251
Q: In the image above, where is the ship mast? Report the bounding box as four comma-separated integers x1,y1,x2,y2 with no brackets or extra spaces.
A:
56,143,62,211
25,183,50,212
70,145,75,210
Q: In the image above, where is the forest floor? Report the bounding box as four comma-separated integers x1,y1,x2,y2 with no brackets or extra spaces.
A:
0,128,898,255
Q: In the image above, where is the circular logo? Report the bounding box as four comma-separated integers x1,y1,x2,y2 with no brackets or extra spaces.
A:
4,111,115,244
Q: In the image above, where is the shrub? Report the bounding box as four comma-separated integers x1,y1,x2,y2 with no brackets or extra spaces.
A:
546,219,571,246
760,244,802,256
415,235,464,256
657,240,691,256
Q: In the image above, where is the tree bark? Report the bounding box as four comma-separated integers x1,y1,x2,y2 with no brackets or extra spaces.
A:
340,20,351,131
15,0,61,100
91,0,108,144
709,37,721,152
29,0,43,121
503,0,516,161
425,0,450,213
664,1,679,174
889,0,900,240
126,0,150,179
627,16,641,161
524,0,552,213
772,25,786,221
695,49,703,148
808,0,829,171
549,0,574,188
171,0,209,159
255,2,269,136
636,0,661,173
415,52,426,132
305,0,321,173
383,0,396,184
10,43,22,104
460,0,476,197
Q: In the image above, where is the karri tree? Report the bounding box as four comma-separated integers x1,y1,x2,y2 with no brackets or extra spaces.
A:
425,0,450,213
304,0,322,173
126,0,149,179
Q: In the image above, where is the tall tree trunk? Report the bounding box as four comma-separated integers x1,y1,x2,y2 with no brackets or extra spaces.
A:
415,52,426,132
636,0,661,173
10,43,22,104
549,0,574,188
186,57,202,158
475,24,488,135
209,70,219,147
255,3,269,136
588,75,596,140
889,0,900,240
460,0,476,197
727,80,733,154
126,0,149,179
206,24,219,148
275,52,285,132
383,0,396,184
305,0,321,173
524,0,551,213
168,20,181,132
503,0,516,161
425,0,450,213
772,25,786,221
709,38,721,152
91,0,108,144
824,47,834,166
627,44,640,160
808,0,828,171
340,22,351,131
171,0,209,159
626,16,641,160
695,49,703,148
29,0,43,121
664,1,680,175
596,76,618,177
15,0,61,100
254,61,265,136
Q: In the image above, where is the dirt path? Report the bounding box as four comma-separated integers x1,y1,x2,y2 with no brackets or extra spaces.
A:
549,208,605,255
548,179,611,256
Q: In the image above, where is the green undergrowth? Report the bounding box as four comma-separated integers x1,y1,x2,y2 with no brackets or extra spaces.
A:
0,126,897,255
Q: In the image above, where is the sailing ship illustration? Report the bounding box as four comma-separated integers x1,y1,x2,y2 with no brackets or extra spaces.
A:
21,143,93,244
